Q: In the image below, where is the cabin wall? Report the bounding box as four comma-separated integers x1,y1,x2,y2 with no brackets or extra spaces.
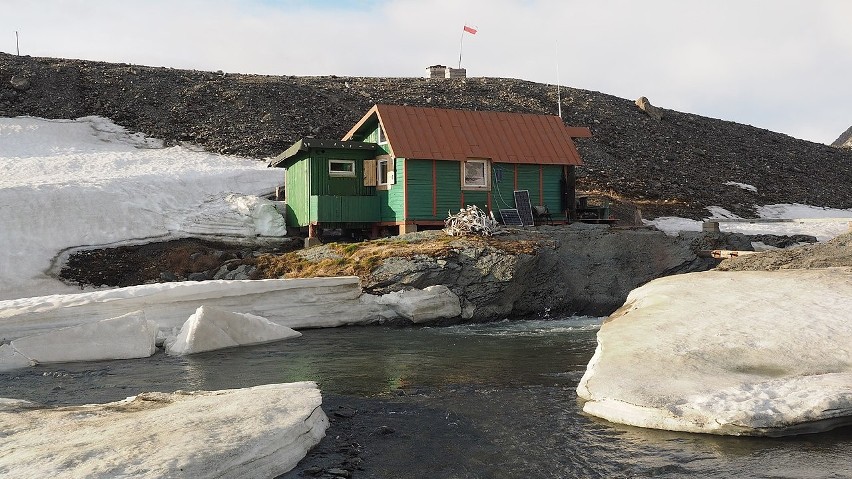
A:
284,159,310,227
401,159,568,222
378,158,405,222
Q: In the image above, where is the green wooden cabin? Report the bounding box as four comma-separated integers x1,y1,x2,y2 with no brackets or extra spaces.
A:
270,104,591,239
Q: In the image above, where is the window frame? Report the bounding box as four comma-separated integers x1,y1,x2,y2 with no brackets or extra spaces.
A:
376,157,395,190
461,159,491,191
328,159,356,178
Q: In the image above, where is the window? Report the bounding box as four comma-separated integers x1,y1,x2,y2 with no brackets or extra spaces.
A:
377,126,387,144
462,159,490,190
328,159,355,177
376,157,395,189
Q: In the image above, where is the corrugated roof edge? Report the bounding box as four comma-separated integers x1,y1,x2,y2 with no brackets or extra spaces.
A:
268,139,377,168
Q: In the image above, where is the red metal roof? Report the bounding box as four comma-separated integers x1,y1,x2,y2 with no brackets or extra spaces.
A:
343,104,589,165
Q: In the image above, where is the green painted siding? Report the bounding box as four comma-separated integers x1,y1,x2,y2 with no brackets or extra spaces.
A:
308,150,376,197
436,160,462,218
283,148,379,227
360,123,391,155
515,165,541,208
284,159,310,227
541,165,567,219
379,158,405,222
309,195,380,223
491,163,516,211
405,159,435,219
462,190,489,213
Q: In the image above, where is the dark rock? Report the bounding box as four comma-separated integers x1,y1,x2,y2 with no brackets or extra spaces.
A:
373,425,395,435
187,272,208,281
303,466,324,476
159,271,178,282
326,468,350,478
334,407,357,418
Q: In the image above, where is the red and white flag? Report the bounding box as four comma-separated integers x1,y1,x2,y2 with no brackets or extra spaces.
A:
463,25,477,35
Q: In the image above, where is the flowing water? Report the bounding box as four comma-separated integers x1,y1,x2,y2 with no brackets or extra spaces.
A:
2,316,850,478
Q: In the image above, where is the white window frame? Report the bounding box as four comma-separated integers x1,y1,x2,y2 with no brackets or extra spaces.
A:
328,159,356,177
462,159,490,191
376,157,395,190
377,125,388,144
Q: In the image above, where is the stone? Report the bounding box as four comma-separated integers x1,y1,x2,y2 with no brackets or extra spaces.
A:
187,272,208,281
635,96,663,120
9,75,31,91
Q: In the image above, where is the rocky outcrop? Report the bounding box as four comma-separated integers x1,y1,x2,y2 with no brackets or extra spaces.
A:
635,96,663,120
2,52,851,219
833,126,852,149
363,226,753,318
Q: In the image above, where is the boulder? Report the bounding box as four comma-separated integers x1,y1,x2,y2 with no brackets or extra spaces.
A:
635,96,663,120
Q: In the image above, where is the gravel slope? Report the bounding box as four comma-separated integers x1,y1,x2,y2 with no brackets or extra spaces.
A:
3,52,852,219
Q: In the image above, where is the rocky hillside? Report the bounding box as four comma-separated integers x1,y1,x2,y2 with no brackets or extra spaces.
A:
833,126,852,149
2,52,851,219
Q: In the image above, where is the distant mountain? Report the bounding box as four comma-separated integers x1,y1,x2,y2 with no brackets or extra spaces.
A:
2,52,851,219
832,126,852,149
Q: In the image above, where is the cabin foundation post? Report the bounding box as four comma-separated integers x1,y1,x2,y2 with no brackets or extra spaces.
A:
305,224,321,248
399,222,418,235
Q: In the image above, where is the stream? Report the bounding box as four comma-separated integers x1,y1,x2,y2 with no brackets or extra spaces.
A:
2,316,850,478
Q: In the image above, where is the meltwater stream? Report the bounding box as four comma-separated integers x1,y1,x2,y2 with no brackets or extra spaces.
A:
2,316,851,478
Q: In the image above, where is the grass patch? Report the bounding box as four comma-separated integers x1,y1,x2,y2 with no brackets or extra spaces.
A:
255,233,540,280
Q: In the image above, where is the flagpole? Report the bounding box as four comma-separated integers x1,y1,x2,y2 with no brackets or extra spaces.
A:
556,40,561,118
458,27,465,69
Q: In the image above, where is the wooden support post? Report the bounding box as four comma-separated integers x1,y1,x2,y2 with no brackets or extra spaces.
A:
399,223,418,235
305,224,321,247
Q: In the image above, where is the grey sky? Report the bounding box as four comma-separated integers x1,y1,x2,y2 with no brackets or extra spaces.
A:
3,0,850,144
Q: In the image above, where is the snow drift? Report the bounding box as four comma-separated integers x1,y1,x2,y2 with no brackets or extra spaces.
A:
0,116,285,301
577,268,852,436
0,382,328,478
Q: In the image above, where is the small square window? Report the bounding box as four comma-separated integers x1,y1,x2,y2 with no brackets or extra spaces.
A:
329,159,356,177
462,160,490,190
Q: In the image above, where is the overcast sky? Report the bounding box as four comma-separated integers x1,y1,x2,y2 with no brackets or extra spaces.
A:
2,0,850,144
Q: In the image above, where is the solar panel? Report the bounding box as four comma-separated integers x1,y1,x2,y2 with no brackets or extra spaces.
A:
499,209,523,226
513,190,535,226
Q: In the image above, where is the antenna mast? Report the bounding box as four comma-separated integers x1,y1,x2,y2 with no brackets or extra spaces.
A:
556,40,562,118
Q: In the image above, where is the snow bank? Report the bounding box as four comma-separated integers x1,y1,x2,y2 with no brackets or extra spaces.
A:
0,382,328,478
0,116,284,301
0,276,463,345
0,277,369,341
0,311,158,371
577,268,852,436
165,305,301,356
645,204,852,241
